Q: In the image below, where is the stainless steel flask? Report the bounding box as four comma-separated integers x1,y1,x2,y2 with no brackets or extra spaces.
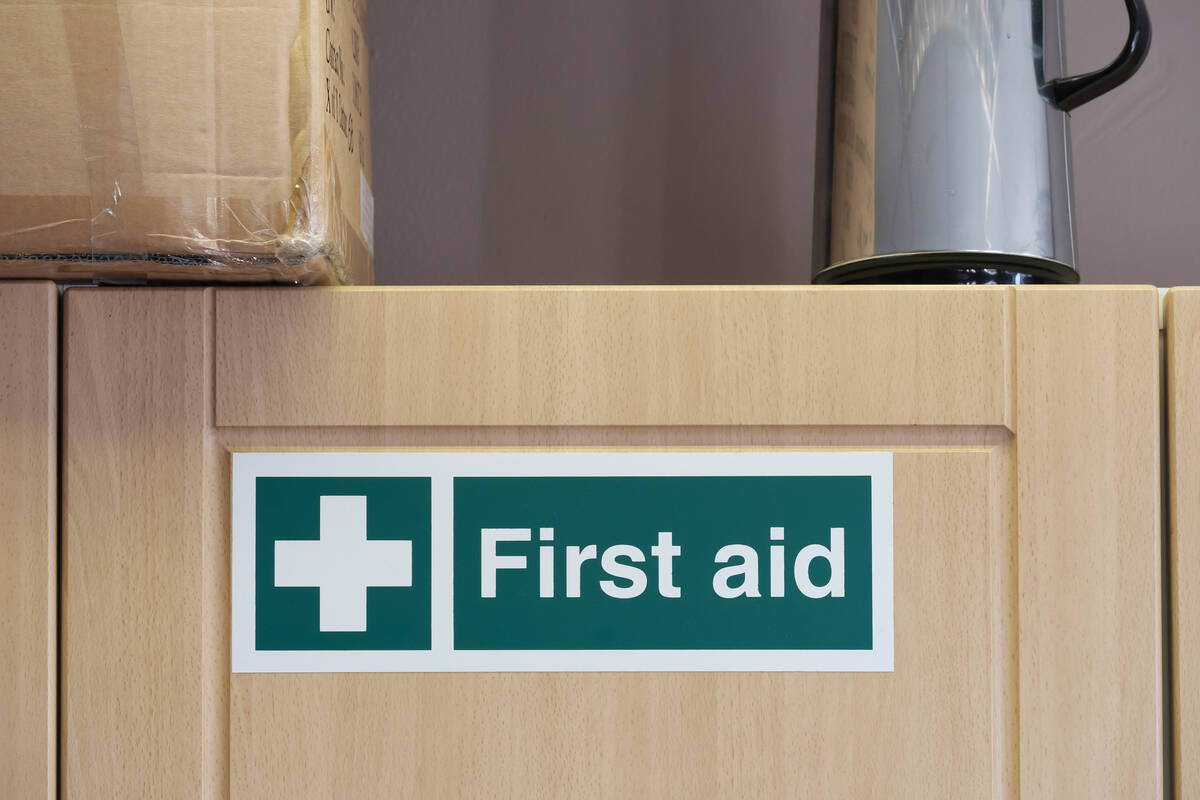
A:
814,0,1151,284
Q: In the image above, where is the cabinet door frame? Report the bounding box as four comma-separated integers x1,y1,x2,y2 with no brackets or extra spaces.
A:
1165,287,1200,797
1,282,58,800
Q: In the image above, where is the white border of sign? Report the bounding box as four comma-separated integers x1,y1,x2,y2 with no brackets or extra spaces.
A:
232,451,893,673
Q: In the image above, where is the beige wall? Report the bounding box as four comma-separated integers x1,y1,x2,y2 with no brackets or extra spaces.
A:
369,0,1195,285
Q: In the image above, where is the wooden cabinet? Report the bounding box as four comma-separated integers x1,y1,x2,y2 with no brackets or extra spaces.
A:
60,286,1163,798
1,283,58,800
1166,288,1200,798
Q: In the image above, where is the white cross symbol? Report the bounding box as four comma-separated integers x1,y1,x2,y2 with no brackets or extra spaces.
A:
274,495,413,632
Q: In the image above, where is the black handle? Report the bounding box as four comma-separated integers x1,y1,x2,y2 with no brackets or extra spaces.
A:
1041,0,1151,112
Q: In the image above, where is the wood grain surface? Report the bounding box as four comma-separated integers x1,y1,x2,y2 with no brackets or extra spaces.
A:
227,448,1008,799
0,283,57,800
62,289,222,799
214,286,1013,429
1167,288,1200,797
1014,288,1162,798
62,286,1163,798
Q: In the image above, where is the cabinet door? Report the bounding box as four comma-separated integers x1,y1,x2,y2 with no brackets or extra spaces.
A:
62,287,1162,798
1,283,57,799
1167,288,1199,797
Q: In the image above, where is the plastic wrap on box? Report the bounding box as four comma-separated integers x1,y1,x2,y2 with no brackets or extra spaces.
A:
0,0,373,285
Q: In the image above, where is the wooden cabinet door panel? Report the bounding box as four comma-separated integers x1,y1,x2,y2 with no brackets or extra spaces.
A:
225,447,1006,798
63,287,1161,798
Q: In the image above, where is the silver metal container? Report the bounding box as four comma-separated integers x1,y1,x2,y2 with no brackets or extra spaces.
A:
815,0,1151,284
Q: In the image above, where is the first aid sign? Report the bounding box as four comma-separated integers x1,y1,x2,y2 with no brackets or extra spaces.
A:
232,452,893,672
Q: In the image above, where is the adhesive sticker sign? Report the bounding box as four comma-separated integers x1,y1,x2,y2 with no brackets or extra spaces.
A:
232,452,893,672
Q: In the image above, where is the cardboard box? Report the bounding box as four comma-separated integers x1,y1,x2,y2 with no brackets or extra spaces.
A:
0,0,373,284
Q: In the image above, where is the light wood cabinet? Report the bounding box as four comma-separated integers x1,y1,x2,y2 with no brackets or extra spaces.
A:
60,286,1162,798
1166,287,1200,798
1,283,58,800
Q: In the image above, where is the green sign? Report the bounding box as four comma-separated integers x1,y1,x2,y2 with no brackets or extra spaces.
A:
232,452,892,672
454,476,871,651
255,477,431,651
